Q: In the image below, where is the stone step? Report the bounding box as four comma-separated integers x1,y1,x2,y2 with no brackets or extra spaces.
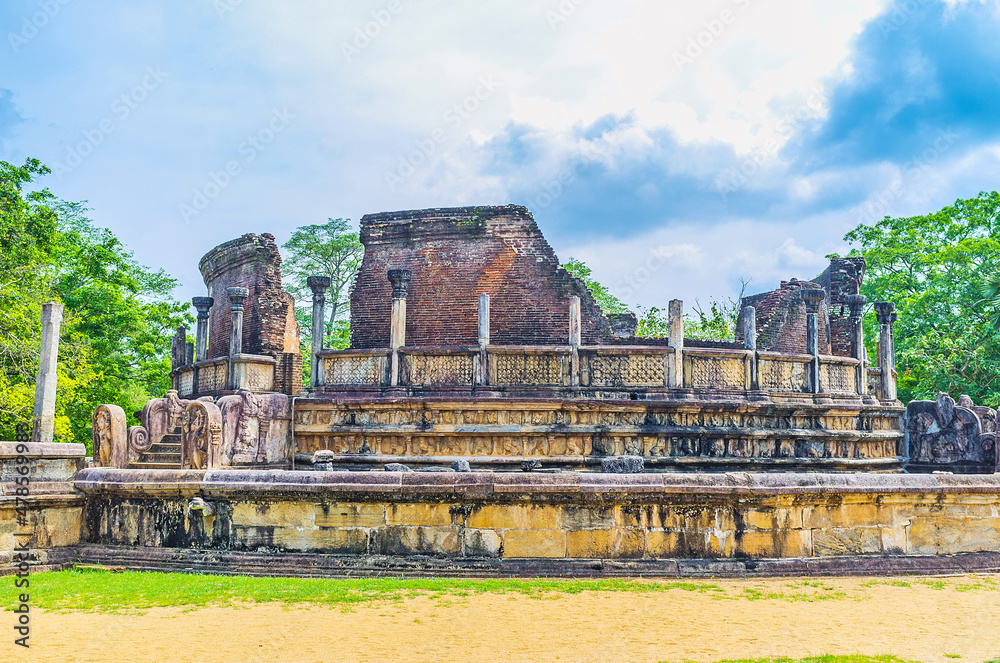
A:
149,442,182,453
139,452,182,464
161,433,182,443
129,461,182,470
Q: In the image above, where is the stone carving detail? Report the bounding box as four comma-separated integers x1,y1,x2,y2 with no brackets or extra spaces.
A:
182,400,223,469
403,353,474,386
92,404,127,468
688,356,745,390
177,369,195,397
758,359,809,392
127,426,151,454
492,352,567,386
820,362,855,393
324,354,387,385
245,362,274,392
584,353,664,388
198,362,227,393
906,392,998,473
217,389,292,467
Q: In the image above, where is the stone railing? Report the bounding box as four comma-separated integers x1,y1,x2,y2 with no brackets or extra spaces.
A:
172,354,276,398
312,344,883,398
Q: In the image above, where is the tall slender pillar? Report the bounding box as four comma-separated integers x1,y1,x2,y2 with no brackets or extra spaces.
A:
741,305,757,390
192,297,214,363
874,301,897,402
569,296,581,386
478,294,490,386
307,276,332,388
667,299,684,388
226,287,248,390
845,294,867,395
31,302,63,443
387,269,411,387
802,289,825,394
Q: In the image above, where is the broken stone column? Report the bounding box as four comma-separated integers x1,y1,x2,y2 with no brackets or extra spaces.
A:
227,287,249,389
478,294,490,386
874,301,897,401
171,326,188,370
192,297,214,363
802,289,825,393
845,294,867,395
667,299,684,388
741,305,757,390
307,276,332,388
31,302,63,444
387,269,411,387
569,296,581,386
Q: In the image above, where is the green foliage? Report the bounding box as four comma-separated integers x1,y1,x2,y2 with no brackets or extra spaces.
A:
282,218,362,369
0,158,190,445
562,258,632,315
843,191,1000,406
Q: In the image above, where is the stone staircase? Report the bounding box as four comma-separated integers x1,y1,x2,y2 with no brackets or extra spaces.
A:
129,431,183,470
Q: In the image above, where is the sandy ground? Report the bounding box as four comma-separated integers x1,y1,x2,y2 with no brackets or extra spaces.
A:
7,575,1000,663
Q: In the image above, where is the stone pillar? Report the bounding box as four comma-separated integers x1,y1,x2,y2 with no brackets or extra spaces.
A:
192,297,214,363
569,296,581,386
226,287,249,390
31,302,63,444
387,269,411,387
845,294,867,396
307,276,332,389
171,326,188,370
874,301,897,401
802,289,825,394
478,294,490,386
741,305,757,390
667,299,684,388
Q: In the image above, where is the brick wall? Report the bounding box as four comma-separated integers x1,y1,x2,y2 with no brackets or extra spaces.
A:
198,233,302,394
817,257,866,357
349,206,614,348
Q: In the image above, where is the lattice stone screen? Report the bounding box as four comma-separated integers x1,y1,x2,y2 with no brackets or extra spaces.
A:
176,369,194,396
581,351,666,388
489,350,569,386
758,356,811,392
402,352,476,386
685,352,748,390
820,360,856,394
198,361,227,393
322,353,388,386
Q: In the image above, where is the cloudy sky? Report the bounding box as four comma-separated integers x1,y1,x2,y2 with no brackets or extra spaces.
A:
2,0,1000,311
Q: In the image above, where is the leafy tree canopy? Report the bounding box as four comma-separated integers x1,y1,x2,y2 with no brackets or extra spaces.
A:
843,191,1000,406
0,158,190,446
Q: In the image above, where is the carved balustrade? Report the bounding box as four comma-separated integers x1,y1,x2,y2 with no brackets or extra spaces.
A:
172,354,276,398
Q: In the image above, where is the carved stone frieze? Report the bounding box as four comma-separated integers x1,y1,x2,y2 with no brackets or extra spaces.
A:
906,392,998,473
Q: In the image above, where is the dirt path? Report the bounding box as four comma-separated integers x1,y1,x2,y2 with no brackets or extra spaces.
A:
9,575,1000,663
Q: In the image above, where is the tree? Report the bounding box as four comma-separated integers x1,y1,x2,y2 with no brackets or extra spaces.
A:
0,158,191,446
843,191,1000,406
282,218,363,353
562,258,631,314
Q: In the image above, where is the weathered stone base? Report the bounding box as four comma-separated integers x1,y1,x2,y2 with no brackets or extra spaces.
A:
71,545,1000,578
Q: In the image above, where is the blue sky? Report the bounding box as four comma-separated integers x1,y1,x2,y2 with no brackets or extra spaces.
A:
3,0,1000,311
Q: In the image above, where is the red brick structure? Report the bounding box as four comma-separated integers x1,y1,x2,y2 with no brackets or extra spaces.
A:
350,206,614,348
738,257,866,356
198,233,302,394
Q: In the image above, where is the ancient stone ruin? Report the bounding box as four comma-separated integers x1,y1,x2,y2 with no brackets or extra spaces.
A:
8,204,1000,579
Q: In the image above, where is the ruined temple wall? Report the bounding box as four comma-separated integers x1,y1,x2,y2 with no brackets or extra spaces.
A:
739,279,831,355
350,206,613,349
817,257,866,358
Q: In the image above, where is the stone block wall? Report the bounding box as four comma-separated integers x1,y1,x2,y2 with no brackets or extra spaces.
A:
70,470,1000,575
198,233,302,394
349,206,614,348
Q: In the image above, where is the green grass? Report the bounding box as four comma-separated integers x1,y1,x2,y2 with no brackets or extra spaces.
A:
19,567,1000,615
